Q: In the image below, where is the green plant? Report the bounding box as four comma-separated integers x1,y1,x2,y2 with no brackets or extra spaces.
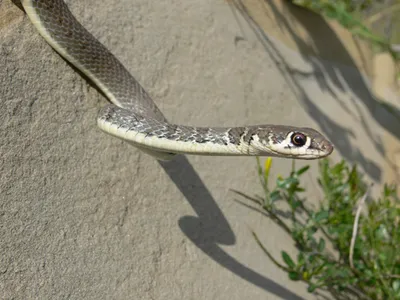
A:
233,158,400,299
292,0,382,14
290,0,400,60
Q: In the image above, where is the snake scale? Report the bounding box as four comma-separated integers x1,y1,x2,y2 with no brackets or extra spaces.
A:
20,0,334,161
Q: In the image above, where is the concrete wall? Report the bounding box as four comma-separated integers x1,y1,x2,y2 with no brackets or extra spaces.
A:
1,0,399,299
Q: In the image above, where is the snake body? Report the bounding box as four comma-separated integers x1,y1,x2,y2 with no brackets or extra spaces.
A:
20,0,334,160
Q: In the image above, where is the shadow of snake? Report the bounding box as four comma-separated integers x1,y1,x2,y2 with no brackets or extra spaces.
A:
160,156,305,300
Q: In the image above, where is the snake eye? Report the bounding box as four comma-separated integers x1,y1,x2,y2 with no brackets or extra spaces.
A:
291,132,307,147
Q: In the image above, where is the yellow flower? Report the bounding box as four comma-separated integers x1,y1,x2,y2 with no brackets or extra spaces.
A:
303,272,310,280
264,157,272,180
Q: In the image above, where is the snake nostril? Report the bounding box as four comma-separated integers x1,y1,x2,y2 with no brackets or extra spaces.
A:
321,141,333,154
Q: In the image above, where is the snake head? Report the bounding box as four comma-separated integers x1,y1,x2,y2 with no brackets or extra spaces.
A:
251,126,334,159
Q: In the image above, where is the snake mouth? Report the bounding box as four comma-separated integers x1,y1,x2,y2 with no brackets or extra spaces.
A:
320,140,334,157
266,146,333,160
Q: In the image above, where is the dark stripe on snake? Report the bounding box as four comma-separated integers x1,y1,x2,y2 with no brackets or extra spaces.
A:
227,127,246,144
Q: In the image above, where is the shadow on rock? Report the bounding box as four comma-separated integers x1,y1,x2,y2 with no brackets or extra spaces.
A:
229,0,387,181
160,155,305,300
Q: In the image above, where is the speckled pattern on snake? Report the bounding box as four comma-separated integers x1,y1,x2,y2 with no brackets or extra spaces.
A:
19,0,334,161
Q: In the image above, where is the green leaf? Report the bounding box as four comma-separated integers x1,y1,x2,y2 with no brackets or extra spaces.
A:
277,177,298,189
288,271,300,281
378,252,387,262
375,224,390,242
364,269,374,279
296,165,310,176
282,251,296,269
306,226,318,238
297,252,305,266
318,238,326,252
290,199,302,210
307,284,318,293
314,210,329,222
313,262,328,276
393,280,400,292
269,190,281,203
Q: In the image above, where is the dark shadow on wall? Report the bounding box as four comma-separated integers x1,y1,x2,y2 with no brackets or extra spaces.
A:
160,156,305,300
271,1,400,141
229,0,400,182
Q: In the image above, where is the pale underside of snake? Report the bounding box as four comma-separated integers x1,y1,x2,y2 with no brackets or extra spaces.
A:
19,0,334,161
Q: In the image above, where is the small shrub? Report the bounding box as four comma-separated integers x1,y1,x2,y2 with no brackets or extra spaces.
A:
234,158,400,299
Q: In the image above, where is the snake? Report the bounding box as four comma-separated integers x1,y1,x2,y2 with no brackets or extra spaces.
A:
19,0,334,161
